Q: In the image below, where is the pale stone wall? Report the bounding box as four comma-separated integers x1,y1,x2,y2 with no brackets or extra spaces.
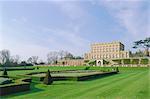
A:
59,59,84,66
84,42,130,60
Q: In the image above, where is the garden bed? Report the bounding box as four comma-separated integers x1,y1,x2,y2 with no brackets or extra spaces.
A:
0,78,31,96
20,70,118,81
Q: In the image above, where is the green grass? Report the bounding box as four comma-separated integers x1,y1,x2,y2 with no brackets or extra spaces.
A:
0,66,149,99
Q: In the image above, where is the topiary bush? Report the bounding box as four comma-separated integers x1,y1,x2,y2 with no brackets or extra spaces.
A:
43,69,53,85
116,67,119,72
2,69,8,76
84,66,90,70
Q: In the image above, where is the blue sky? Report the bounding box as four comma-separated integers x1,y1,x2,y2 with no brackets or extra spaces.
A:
0,0,149,61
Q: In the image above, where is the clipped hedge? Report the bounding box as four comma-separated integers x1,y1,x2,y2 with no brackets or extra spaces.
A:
112,59,122,64
0,78,31,96
0,67,35,71
131,59,139,64
123,59,131,64
140,58,149,65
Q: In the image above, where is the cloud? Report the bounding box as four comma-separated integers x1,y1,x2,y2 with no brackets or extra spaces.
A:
97,0,149,39
52,0,86,20
12,16,28,24
43,27,90,51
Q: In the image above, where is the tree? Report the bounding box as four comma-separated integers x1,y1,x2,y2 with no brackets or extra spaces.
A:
47,51,59,64
75,56,83,59
133,37,150,56
2,69,8,76
27,56,39,64
43,69,53,85
0,50,11,67
116,67,119,72
59,50,66,59
0,49,10,65
64,52,74,59
10,55,20,64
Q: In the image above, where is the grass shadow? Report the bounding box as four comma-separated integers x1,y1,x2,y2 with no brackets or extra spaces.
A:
78,72,119,81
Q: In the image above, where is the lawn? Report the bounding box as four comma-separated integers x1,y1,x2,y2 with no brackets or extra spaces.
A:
0,66,149,99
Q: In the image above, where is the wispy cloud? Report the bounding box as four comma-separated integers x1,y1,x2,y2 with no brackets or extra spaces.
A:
12,16,28,24
97,0,149,39
43,27,90,54
52,0,86,20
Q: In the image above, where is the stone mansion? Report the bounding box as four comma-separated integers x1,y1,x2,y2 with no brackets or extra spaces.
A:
59,41,131,66
84,41,130,60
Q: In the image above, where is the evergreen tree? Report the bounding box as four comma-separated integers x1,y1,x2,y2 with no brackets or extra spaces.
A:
116,67,119,72
43,69,53,85
2,68,8,76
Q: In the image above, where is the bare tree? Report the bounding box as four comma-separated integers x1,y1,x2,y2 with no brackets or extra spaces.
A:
64,51,74,59
47,51,59,64
59,50,66,59
27,56,39,64
10,55,20,64
0,49,10,65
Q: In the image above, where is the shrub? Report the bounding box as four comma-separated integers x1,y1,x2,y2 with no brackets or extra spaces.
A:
140,58,149,65
84,60,89,63
131,59,139,64
123,59,131,64
2,69,8,76
84,66,90,70
112,59,122,64
43,69,53,85
37,67,39,69
116,67,119,72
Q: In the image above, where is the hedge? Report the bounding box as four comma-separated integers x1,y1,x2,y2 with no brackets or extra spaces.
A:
123,59,131,64
112,59,122,64
0,67,35,71
20,70,118,82
140,58,149,65
131,59,139,64
0,78,31,96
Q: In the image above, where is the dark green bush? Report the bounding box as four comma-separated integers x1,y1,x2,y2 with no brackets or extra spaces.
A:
123,59,131,64
112,59,122,64
131,59,139,64
116,67,119,72
84,66,90,70
140,58,149,65
84,60,89,63
2,69,8,76
43,70,53,85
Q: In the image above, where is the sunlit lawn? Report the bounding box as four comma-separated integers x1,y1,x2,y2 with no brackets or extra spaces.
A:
0,66,149,99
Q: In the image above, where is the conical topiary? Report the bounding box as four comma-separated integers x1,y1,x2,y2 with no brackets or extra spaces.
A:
2,69,8,76
116,67,119,72
43,69,53,85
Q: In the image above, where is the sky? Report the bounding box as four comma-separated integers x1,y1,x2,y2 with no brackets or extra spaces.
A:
0,0,149,61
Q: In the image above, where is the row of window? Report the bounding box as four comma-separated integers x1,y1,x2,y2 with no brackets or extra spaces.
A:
85,53,129,59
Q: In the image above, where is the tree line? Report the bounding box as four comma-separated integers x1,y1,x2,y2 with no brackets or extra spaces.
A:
0,50,83,67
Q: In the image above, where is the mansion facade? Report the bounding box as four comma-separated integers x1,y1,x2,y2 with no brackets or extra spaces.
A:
84,42,130,60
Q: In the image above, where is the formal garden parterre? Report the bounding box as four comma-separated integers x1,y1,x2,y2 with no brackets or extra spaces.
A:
0,66,149,99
